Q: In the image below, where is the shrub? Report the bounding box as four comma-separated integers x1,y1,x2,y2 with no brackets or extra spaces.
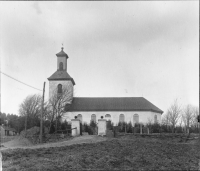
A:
151,123,160,133
118,122,125,132
160,124,173,133
175,126,183,133
82,123,94,135
126,122,133,133
90,120,97,128
106,120,113,130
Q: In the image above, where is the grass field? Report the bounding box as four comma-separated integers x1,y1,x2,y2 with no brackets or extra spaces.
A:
2,135,200,171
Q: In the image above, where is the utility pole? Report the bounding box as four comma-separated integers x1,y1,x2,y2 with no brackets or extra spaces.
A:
40,82,45,143
198,115,200,142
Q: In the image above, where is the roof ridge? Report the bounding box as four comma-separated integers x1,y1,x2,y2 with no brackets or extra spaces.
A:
73,97,144,98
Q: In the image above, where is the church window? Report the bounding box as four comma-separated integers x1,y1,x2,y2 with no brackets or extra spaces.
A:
133,114,139,124
91,114,96,123
105,114,111,121
59,62,63,70
77,114,82,123
119,114,125,123
154,115,157,123
57,84,62,94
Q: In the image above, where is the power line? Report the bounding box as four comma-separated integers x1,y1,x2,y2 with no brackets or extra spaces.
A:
0,71,42,91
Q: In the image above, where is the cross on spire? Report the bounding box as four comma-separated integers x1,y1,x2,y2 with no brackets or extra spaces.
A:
61,43,64,51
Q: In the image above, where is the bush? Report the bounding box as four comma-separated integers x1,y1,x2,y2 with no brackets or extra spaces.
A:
133,124,142,133
61,120,68,130
90,120,97,128
190,126,199,133
49,124,55,134
175,126,183,133
106,121,113,130
118,122,126,132
126,122,133,133
82,123,95,135
151,123,160,133
117,122,133,133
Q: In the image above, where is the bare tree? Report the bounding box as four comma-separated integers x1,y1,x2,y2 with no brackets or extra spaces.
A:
161,112,171,132
19,94,42,133
161,112,170,126
191,106,199,129
182,104,194,133
167,99,182,133
48,86,73,133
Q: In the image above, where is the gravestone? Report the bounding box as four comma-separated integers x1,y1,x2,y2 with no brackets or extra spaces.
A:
140,124,143,134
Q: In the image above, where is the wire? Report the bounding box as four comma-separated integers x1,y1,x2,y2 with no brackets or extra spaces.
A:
0,71,42,91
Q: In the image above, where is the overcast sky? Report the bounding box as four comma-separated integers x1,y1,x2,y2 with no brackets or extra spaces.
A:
0,1,199,115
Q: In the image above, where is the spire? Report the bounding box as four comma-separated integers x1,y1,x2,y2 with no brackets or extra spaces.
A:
61,43,64,51
56,46,68,58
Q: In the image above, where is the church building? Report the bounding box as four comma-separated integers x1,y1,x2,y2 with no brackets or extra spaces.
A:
48,48,163,126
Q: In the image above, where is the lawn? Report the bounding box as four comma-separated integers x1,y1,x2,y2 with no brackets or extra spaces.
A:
2,135,200,171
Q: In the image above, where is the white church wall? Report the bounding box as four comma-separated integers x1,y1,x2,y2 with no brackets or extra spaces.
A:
63,111,162,125
49,80,73,100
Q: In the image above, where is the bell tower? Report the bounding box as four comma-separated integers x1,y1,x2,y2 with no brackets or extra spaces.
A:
56,47,68,71
48,47,75,104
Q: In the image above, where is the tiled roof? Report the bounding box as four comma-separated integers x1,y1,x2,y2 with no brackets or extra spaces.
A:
1,126,17,132
47,70,75,85
68,97,163,114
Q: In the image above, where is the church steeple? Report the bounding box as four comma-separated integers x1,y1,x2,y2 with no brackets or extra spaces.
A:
56,47,68,71
48,47,75,85
48,47,75,102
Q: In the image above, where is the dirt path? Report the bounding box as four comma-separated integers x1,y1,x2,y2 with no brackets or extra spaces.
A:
1,135,107,151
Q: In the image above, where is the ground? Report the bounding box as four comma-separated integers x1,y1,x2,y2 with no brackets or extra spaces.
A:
1,135,200,171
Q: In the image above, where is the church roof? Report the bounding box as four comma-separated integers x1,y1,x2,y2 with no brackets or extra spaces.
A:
47,70,75,85
68,97,163,114
56,48,68,58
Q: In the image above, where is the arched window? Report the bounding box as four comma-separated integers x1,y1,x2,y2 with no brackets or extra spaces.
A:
91,114,96,123
119,114,125,123
59,62,63,70
105,114,111,121
57,84,62,94
154,115,157,123
133,114,139,124
77,114,82,123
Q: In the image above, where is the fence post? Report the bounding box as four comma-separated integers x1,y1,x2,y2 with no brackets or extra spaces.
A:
140,124,142,134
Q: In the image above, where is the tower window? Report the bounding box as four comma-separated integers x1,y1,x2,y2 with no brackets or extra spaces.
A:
57,84,62,94
59,62,63,70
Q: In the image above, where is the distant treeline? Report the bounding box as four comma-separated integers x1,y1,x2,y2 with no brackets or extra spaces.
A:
0,113,25,133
